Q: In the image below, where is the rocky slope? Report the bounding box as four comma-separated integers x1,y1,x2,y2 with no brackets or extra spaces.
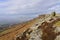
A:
16,13,60,40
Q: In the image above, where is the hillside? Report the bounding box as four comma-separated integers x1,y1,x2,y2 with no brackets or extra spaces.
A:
0,12,60,40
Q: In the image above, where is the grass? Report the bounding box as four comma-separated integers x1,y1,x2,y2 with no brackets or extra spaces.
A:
54,21,60,27
0,29,8,35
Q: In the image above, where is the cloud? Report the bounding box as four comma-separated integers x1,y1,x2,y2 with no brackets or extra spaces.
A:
0,0,43,15
0,0,60,15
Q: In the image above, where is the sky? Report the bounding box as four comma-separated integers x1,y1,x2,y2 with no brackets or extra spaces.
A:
0,0,60,24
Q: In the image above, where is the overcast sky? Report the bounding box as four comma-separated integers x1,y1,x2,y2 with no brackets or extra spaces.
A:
0,0,60,24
